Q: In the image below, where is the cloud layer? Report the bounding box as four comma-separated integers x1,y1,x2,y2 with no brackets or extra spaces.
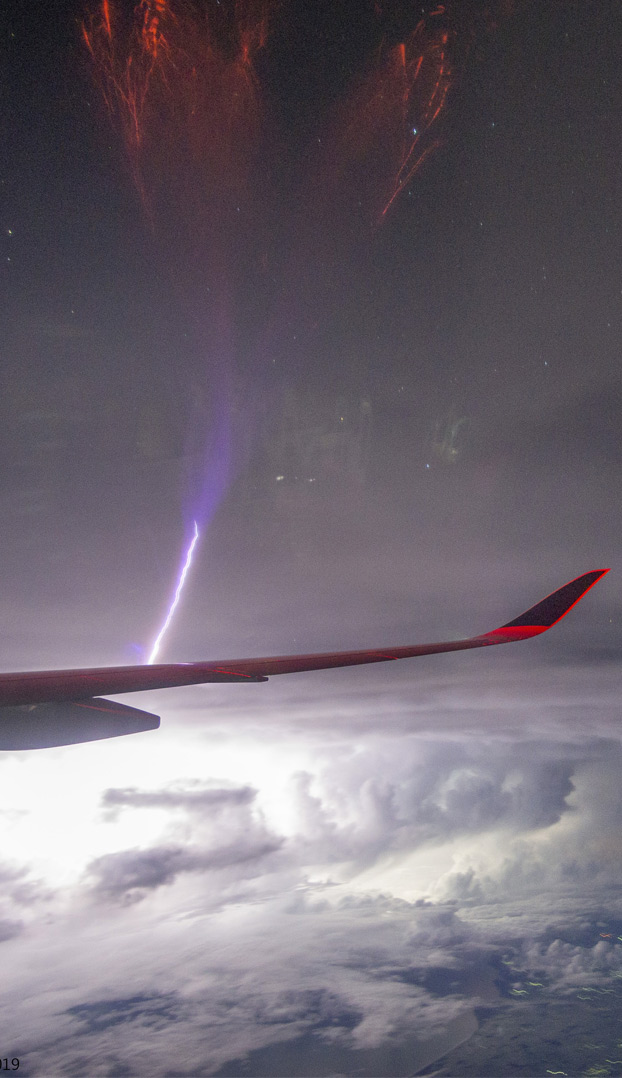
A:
0,664,621,1075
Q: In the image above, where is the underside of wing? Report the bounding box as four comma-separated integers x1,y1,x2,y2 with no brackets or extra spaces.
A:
0,698,160,750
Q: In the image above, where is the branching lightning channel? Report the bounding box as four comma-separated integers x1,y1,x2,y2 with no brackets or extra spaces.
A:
147,521,200,664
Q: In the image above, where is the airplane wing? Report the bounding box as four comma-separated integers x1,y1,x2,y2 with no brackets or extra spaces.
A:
0,568,608,749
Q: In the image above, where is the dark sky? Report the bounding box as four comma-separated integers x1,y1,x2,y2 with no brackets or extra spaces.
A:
1,2,621,1075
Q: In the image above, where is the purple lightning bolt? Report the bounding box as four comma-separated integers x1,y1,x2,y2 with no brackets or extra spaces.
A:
147,521,200,665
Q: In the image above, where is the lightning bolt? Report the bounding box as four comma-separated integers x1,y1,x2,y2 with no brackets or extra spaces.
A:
147,520,200,664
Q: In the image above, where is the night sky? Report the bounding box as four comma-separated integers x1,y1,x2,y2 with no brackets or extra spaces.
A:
1,1,621,1075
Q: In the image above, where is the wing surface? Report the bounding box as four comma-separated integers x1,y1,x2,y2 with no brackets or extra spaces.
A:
0,569,608,709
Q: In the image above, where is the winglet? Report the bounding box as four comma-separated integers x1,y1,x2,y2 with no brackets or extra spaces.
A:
501,569,610,628
480,569,610,645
